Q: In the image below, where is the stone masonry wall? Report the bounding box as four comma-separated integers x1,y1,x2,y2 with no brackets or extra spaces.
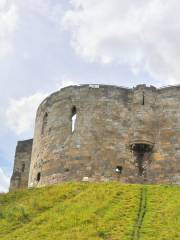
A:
27,84,180,188
10,139,33,191
10,84,180,190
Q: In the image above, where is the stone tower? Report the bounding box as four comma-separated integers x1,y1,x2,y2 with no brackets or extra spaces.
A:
10,84,180,190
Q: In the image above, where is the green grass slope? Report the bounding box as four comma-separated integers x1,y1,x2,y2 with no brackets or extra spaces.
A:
0,183,179,240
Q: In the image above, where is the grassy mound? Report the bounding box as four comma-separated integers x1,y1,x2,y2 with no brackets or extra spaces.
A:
0,183,179,240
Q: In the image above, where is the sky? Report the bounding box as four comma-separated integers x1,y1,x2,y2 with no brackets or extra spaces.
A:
0,0,180,192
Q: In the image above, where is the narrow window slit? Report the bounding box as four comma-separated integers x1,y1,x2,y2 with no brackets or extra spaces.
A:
21,163,25,172
71,106,77,133
41,112,48,135
142,92,145,105
37,172,41,182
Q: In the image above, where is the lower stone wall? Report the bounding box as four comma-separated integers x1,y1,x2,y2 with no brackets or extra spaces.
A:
9,139,33,191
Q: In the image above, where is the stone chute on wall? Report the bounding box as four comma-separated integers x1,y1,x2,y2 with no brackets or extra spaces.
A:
130,142,153,181
10,84,180,191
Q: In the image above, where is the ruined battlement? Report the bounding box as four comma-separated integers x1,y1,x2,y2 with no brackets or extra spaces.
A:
10,139,33,191
10,84,180,190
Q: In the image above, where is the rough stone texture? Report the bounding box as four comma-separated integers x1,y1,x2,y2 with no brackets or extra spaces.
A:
10,84,180,190
9,139,33,191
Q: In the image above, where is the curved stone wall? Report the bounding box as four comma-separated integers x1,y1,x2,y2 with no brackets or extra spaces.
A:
25,84,180,187
28,85,132,187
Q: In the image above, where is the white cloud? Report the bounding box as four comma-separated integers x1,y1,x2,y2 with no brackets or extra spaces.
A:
0,0,18,57
0,168,9,192
55,74,78,89
63,0,180,84
6,92,49,135
18,0,63,24
5,77,77,135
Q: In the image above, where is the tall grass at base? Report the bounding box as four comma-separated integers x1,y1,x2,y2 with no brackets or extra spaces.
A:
0,183,140,240
0,183,179,240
